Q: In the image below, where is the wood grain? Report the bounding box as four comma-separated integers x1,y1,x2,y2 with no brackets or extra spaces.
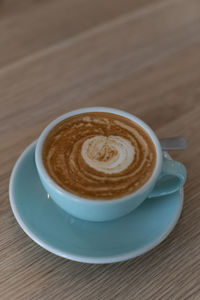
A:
1,0,200,299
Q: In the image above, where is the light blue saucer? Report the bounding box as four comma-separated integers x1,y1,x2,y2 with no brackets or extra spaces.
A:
9,141,184,264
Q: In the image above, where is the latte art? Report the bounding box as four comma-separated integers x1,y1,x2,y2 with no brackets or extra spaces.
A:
81,136,135,174
43,112,156,200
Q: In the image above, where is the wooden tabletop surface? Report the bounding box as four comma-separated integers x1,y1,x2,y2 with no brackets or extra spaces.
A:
1,0,200,299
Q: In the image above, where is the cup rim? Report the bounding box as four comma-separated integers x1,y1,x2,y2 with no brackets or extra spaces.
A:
35,107,162,204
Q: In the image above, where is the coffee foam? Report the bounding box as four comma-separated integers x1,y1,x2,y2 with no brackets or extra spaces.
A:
43,112,156,200
81,135,135,174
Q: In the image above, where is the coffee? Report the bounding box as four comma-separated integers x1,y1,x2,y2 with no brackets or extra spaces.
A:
43,112,156,200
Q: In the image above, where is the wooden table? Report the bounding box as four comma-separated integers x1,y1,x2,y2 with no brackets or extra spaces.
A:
1,0,200,299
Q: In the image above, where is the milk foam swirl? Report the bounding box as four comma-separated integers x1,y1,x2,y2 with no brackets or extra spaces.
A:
43,112,156,200
81,136,135,174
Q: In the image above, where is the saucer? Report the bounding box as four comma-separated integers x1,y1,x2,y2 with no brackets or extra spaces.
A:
9,141,183,264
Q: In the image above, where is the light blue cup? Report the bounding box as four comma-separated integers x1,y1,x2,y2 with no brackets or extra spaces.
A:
35,107,186,222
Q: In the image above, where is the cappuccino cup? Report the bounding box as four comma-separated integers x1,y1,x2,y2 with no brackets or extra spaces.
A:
35,107,186,221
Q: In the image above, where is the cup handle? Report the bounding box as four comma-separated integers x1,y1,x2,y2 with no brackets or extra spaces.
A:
148,158,187,198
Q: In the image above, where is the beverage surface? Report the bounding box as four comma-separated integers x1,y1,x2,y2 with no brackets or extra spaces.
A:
43,112,156,200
